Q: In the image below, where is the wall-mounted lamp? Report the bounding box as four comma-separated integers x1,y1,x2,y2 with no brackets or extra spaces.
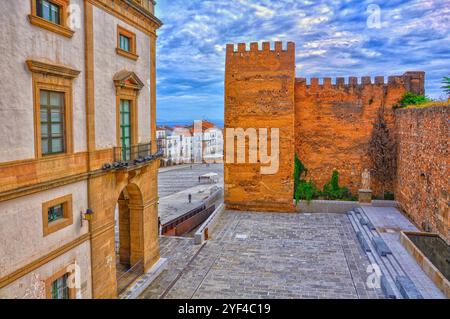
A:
80,208,94,226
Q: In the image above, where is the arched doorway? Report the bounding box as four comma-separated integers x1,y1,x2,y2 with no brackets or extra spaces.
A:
115,183,144,295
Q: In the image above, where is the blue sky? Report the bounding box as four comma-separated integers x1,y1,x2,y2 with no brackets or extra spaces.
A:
155,0,450,125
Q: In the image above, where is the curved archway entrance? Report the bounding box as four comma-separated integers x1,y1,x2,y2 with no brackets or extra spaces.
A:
115,183,144,295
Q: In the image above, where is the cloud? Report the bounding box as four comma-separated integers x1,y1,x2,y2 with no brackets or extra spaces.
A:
155,0,450,123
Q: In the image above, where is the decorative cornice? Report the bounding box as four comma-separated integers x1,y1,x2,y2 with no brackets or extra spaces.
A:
87,0,162,36
123,0,163,27
26,60,81,79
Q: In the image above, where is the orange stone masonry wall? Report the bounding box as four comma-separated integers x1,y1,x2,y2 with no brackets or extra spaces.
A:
295,72,425,195
224,42,296,212
395,106,449,244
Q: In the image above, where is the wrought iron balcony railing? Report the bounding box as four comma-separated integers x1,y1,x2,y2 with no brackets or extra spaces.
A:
112,142,163,169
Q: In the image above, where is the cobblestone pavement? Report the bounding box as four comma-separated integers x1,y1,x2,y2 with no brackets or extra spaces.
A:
141,211,384,299
362,206,445,299
158,164,224,198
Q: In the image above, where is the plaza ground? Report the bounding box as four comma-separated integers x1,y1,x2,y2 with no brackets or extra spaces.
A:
157,164,224,226
137,164,445,299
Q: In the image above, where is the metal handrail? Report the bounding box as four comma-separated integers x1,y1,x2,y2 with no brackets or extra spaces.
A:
117,259,144,295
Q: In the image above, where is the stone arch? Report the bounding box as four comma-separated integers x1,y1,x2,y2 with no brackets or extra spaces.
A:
115,182,145,292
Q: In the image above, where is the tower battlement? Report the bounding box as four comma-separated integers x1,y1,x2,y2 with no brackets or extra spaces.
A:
226,41,295,56
295,72,424,95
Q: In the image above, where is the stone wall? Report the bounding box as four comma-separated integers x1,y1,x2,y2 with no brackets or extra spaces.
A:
395,105,449,243
294,72,424,196
224,42,296,212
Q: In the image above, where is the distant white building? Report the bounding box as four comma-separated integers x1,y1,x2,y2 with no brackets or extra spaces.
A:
191,120,223,164
156,120,223,166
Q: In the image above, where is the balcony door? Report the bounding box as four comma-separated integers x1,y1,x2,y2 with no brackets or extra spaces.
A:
120,99,132,161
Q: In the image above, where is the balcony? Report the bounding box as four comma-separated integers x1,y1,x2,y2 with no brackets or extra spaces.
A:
111,142,163,169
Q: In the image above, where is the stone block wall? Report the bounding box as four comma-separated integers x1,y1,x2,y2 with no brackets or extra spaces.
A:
395,105,449,243
224,42,296,212
295,72,424,196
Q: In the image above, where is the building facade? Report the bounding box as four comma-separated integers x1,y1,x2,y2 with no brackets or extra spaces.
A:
157,121,223,166
0,0,162,299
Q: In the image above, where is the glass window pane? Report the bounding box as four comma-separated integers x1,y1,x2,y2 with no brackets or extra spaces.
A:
48,204,64,223
120,35,130,52
41,125,48,136
37,0,61,25
41,138,49,154
50,92,63,106
40,110,48,123
51,138,64,153
50,3,60,24
123,114,130,125
51,110,62,122
40,91,48,106
51,274,69,299
42,1,51,21
121,100,130,112
51,124,62,135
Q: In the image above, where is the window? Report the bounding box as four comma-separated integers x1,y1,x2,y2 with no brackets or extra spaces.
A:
36,0,61,25
48,203,64,223
40,90,65,156
27,59,78,158
120,100,132,161
42,195,73,236
51,274,69,299
116,26,138,60
45,266,76,299
29,0,74,38
120,35,131,52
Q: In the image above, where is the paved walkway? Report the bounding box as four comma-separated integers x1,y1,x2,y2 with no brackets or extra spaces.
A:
158,164,224,225
362,206,445,299
141,211,383,299
158,164,223,198
159,184,220,225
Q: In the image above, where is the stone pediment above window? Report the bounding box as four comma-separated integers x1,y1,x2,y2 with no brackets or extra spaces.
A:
113,70,145,91
26,59,81,79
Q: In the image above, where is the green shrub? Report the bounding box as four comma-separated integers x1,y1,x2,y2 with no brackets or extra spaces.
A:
294,159,356,204
384,192,395,201
295,180,320,204
321,170,356,201
393,92,432,109
294,154,308,205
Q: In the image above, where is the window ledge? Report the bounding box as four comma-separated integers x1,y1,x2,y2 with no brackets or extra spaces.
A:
28,14,74,38
116,48,139,61
44,218,73,237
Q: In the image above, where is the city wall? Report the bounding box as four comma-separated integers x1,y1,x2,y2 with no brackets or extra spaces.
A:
224,41,428,213
395,105,449,243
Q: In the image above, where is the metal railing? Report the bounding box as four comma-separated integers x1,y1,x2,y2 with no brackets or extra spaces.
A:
117,259,144,296
112,142,165,168
161,204,206,235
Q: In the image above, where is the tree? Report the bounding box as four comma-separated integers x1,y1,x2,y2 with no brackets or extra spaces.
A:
368,107,396,199
442,76,450,97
